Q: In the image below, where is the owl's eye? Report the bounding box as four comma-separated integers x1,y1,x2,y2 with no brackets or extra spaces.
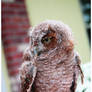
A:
41,37,53,44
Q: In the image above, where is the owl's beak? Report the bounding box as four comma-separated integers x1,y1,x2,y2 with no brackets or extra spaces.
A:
33,47,41,56
33,48,38,56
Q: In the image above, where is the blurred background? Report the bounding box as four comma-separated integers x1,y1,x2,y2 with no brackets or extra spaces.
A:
1,0,91,92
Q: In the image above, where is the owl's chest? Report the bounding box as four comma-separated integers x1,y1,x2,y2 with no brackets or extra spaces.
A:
33,61,74,92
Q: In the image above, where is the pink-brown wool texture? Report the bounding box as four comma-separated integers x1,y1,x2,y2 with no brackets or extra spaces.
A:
19,20,84,92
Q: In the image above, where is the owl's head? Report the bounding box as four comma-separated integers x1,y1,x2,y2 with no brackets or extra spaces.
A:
29,20,74,58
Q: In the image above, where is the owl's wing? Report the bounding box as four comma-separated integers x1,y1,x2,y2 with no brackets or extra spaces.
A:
19,48,37,92
70,52,84,92
74,53,84,84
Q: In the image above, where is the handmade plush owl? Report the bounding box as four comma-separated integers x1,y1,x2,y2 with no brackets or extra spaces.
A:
19,20,84,92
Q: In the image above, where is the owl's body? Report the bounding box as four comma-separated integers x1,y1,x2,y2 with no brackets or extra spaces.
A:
33,52,78,92
20,20,83,92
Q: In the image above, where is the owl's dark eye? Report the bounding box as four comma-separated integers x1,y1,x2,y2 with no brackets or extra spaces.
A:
41,37,53,44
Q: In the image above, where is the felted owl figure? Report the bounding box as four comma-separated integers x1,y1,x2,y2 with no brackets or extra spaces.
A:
19,20,84,92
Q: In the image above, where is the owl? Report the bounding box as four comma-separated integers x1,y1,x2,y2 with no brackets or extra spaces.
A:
19,20,84,92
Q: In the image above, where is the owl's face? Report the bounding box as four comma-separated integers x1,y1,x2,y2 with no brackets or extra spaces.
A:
29,20,74,58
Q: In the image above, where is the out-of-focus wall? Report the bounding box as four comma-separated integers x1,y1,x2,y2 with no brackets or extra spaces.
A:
2,0,30,77
25,0,90,63
2,0,30,91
